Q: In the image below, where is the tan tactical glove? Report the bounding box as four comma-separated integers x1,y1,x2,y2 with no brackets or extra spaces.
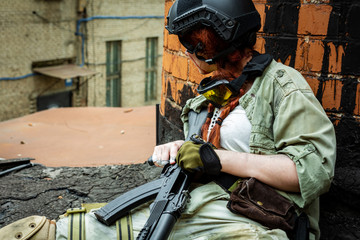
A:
176,135,222,175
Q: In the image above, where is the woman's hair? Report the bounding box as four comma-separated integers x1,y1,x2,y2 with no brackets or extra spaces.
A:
183,27,256,147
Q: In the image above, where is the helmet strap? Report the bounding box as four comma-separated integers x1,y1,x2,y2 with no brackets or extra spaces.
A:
202,45,237,65
202,31,255,65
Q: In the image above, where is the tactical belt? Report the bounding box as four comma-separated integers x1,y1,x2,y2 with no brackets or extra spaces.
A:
67,208,85,240
66,207,133,240
116,213,134,240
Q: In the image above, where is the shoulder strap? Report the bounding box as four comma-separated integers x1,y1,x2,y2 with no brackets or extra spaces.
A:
67,208,86,240
66,206,134,240
184,109,208,142
116,213,134,240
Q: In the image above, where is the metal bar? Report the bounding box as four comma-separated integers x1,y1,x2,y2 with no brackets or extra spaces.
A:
0,163,34,177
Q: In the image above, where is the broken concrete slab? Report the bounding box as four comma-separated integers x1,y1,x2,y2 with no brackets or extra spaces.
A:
0,164,161,228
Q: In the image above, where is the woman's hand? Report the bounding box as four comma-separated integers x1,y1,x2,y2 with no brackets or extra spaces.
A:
152,140,184,167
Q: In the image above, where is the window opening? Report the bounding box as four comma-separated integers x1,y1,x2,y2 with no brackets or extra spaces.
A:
106,41,122,107
145,37,158,102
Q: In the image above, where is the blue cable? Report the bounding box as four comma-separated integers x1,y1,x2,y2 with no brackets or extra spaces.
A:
1,15,164,80
0,73,37,81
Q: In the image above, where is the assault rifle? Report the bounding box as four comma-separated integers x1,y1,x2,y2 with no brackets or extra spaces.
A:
95,158,192,240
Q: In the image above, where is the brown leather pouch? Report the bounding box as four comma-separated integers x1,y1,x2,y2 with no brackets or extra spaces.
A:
227,178,297,233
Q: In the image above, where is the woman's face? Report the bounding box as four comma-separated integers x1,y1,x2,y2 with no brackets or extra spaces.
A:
185,50,217,75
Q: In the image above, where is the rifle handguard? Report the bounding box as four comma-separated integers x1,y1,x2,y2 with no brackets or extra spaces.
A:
199,143,222,176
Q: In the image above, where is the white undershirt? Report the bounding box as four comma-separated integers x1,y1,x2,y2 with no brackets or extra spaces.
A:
208,104,251,153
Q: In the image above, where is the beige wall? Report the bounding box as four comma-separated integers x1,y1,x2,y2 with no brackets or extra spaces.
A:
0,0,78,121
84,0,165,107
0,0,165,121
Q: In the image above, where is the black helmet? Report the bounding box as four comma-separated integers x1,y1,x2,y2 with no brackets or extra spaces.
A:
166,0,261,46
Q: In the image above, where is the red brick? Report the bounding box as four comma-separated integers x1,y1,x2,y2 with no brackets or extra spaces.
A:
163,51,188,81
167,34,182,51
295,38,324,73
163,27,169,49
321,79,342,111
252,0,267,4
254,3,265,33
172,55,188,80
307,40,325,72
283,55,292,66
254,36,266,54
304,75,319,95
355,82,360,116
327,42,345,74
160,73,167,115
303,0,330,4
162,50,174,74
298,4,332,36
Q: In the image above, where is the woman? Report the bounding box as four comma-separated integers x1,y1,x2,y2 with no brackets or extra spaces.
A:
152,0,336,239
0,0,335,239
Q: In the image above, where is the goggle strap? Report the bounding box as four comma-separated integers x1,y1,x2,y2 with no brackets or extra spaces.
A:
203,45,237,65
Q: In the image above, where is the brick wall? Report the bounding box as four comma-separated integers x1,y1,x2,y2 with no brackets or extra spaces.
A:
160,0,360,239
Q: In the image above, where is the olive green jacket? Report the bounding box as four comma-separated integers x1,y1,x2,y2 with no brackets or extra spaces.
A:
180,60,336,239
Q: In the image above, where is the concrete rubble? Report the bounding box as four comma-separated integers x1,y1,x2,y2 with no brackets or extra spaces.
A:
0,163,161,228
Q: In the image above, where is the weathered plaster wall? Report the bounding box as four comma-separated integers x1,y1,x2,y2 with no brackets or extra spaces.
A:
84,0,165,107
0,0,78,121
160,0,360,239
0,0,165,121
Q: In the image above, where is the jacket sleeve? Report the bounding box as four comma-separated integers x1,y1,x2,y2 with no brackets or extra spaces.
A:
273,88,336,208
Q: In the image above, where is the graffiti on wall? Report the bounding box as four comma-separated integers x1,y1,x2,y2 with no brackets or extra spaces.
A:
262,0,359,116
